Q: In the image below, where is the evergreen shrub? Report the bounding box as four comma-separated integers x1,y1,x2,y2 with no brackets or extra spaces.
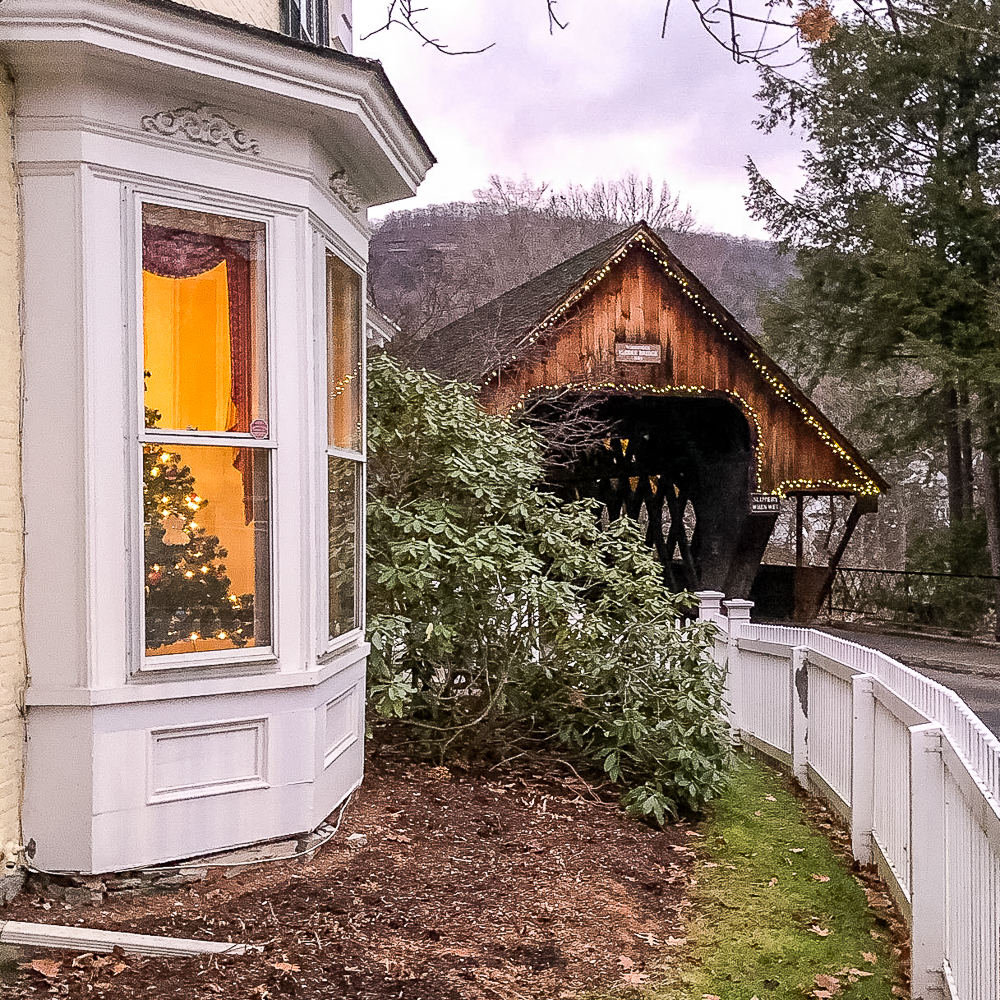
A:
366,354,733,822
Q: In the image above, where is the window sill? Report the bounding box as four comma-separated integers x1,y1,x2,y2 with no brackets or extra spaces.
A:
25,643,368,707
138,646,279,675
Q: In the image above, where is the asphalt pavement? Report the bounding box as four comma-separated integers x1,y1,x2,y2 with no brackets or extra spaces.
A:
815,625,1000,737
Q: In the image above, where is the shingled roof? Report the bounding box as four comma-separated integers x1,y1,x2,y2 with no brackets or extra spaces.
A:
409,225,644,383
406,221,888,497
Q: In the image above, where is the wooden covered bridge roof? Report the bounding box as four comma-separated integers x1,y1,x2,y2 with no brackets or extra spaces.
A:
412,222,886,499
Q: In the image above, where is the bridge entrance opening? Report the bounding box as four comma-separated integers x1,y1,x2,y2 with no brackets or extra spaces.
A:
528,393,769,595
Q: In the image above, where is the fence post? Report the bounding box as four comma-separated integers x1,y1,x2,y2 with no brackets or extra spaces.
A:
791,646,808,788
723,600,753,736
850,673,875,865
909,722,948,1000
694,590,726,628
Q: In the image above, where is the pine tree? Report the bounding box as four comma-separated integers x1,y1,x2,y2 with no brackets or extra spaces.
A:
143,406,254,650
746,0,1000,600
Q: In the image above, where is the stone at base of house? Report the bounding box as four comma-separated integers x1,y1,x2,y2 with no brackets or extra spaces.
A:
10,816,343,905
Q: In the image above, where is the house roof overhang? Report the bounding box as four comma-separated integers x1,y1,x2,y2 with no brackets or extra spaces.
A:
0,0,435,207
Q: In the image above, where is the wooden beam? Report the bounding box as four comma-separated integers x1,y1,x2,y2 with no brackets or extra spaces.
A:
810,495,875,620
796,495,805,570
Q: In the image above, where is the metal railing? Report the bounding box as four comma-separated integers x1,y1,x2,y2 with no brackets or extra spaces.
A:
696,591,1000,1000
827,566,999,639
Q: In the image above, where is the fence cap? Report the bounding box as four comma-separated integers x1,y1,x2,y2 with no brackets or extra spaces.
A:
694,591,725,613
723,599,755,620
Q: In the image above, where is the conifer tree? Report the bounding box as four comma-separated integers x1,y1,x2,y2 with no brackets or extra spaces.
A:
746,0,1000,602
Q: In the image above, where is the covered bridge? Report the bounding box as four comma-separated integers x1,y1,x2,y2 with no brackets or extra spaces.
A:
409,222,887,610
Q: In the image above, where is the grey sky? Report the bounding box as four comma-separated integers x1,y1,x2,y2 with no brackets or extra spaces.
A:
355,0,808,237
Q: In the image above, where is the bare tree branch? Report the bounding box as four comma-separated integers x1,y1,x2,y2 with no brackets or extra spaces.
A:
363,1,1000,70
361,0,496,54
547,0,569,34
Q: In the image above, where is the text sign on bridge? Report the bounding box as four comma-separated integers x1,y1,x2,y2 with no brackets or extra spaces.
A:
615,343,662,364
749,494,781,515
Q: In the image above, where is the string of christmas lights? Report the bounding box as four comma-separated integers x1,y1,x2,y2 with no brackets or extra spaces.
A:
487,228,880,499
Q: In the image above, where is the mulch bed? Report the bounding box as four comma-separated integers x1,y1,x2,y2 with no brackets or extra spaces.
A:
1,735,696,998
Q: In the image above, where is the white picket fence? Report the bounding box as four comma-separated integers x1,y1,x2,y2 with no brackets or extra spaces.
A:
696,591,1000,1000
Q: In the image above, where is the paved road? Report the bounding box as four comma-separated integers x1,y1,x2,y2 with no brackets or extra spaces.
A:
815,625,1000,737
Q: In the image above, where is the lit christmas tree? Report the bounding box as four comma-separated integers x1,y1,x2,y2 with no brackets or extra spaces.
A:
143,405,254,650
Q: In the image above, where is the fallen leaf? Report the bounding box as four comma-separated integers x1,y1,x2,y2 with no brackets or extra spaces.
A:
767,877,778,887
815,973,841,992
30,959,61,978
112,963,128,976
665,936,687,945
812,991,833,999
754,810,762,817
809,924,832,937
618,956,635,971
789,847,805,853
385,833,412,843
702,995,721,1000
870,930,883,939
862,951,878,964
273,962,300,972
848,969,873,978
811,873,831,882
623,972,649,985
764,794,777,801
702,862,719,868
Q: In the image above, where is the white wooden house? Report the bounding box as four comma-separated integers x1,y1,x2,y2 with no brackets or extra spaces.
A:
0,0,432,873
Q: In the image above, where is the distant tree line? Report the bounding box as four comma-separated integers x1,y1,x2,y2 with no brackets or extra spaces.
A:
368,172,794,343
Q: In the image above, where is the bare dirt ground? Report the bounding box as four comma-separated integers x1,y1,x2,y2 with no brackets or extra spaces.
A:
1,733,695,999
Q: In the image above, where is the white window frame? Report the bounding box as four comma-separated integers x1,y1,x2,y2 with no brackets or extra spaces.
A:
131,190,279,675
318,235,366,658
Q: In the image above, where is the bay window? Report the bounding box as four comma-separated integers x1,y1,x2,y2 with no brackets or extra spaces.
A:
326,251,363,641
141,204,272,660
11,0,432,874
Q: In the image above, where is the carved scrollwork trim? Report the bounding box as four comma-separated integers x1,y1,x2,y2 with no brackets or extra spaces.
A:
329,169,364,214
141,106,261,157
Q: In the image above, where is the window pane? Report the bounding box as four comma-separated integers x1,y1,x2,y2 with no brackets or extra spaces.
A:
143,205,267,435
328,456,360,638
327,253,362,451
144,444,271,656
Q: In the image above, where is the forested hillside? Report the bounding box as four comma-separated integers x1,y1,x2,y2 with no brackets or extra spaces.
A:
368,177,796,344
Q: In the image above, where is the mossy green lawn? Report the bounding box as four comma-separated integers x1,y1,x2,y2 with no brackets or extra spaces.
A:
657,755,898,1000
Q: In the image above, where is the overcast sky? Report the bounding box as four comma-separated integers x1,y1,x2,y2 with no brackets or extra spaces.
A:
354,0,809,238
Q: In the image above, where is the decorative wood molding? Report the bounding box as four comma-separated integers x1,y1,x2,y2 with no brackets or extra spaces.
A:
329,169,364,213
141,106,261,157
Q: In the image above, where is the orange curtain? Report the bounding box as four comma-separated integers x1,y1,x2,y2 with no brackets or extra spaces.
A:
143,223,255,522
